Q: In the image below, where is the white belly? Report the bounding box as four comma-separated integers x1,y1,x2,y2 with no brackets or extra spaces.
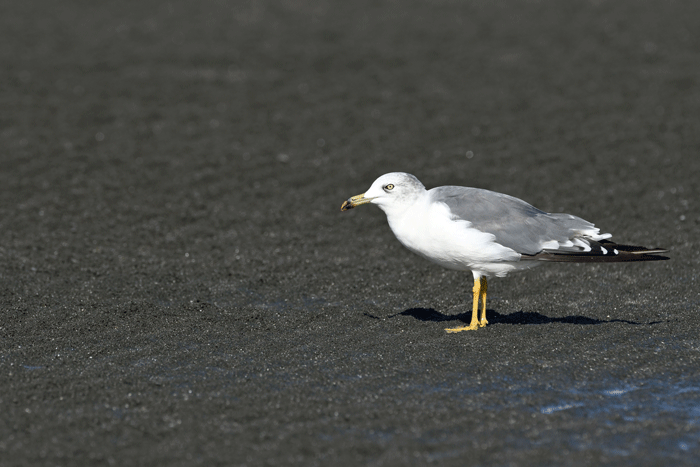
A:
385,199,536,277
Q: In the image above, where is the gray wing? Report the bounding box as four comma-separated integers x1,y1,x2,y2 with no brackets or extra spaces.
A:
431,186,599,255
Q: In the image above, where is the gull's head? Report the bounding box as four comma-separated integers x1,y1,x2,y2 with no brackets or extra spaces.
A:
340,172,426,214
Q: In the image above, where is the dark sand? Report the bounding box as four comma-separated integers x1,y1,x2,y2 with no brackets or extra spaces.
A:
1,1,699,465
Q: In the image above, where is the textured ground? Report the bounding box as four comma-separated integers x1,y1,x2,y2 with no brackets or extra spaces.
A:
1,1,700,466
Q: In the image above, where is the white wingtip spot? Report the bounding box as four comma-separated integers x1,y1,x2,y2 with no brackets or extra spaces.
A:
614,249,618,254
601,247,608,255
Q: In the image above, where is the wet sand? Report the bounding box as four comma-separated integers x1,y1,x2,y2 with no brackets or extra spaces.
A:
1,1,699,465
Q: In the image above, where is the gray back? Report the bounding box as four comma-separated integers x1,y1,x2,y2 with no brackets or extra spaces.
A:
431,186,596,255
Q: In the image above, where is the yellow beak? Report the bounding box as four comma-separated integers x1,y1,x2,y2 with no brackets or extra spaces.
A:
340,193,374,211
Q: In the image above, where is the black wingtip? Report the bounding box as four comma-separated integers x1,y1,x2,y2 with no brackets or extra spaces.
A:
522,241,670,263
635,254,670,261
599,240,668,256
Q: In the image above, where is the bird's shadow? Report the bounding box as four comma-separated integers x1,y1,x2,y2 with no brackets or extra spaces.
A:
376,308,661,326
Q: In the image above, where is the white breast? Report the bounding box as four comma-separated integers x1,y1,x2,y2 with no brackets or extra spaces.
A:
384,198,522,274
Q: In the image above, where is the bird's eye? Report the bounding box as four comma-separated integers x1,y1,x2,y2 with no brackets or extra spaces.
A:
384,184,395,191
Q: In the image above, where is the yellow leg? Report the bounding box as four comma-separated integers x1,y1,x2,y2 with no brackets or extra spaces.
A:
478,277,488,327
445,276,481,332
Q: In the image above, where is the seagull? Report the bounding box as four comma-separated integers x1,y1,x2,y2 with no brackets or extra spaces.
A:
340,172,668,332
